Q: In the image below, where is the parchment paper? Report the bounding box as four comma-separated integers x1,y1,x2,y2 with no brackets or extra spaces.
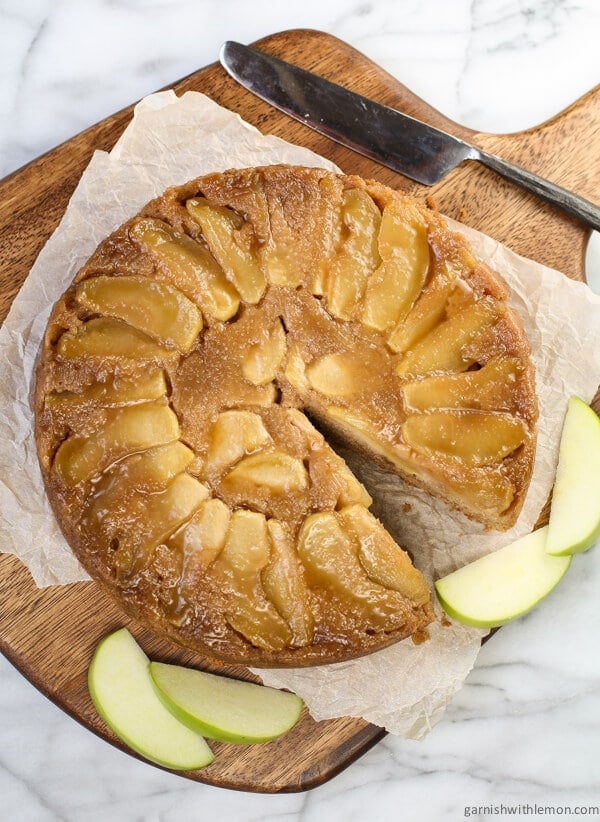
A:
1,91,599,739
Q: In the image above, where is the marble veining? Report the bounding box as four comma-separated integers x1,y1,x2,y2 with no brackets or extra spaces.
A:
1,0,599,819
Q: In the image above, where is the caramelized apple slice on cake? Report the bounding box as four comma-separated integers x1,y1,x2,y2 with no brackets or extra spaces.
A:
186,197,266,304
130,217,240,321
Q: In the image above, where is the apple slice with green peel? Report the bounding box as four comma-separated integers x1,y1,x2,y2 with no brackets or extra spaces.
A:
88,628,214,770
149,662,303,743
434,526,571,628
546,397,600,556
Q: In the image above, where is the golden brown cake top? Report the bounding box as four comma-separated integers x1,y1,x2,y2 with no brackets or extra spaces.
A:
34,165,537,666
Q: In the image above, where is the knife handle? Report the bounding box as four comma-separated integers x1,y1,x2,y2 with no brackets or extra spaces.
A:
475,148,600,233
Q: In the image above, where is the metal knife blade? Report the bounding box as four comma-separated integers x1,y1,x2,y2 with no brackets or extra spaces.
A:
220,41,600,232
220,40,475,186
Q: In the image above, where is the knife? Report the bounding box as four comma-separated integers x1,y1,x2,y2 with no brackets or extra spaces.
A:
220,41,600,233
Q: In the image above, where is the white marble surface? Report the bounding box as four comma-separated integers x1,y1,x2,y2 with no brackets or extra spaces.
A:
1,1,599,819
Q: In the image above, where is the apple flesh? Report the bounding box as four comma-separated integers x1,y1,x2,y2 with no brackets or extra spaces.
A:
546,396,600,556
150,662,303,743
435,526,571,628
88,628,214,770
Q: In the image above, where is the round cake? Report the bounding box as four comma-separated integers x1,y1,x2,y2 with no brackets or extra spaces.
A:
34,165,537,666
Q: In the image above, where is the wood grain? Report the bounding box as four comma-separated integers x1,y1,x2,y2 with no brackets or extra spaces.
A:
0,29,598,793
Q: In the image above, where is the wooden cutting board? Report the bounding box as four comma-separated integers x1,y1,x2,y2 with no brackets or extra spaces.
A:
0,29,598,794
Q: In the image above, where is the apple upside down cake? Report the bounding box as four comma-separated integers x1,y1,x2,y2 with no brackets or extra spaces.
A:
34,166,537,665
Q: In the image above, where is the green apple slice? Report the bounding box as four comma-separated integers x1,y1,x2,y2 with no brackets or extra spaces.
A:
88,629,213,770
546,396,600,556
434,526,571,628
149,662,303,743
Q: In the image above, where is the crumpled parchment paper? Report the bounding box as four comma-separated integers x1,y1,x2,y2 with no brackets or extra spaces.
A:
1,90,599,739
